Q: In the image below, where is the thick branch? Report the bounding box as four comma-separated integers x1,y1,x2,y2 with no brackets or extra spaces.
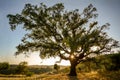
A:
59,53,69,60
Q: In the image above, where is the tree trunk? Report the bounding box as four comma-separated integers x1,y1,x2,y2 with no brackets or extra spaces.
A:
69,61,77,76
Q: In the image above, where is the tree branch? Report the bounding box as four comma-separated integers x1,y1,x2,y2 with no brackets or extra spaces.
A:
59,53,69,60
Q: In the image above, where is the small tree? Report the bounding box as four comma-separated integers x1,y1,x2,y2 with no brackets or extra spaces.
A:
54,63,60,71
7,3,119,76
16,61,28,74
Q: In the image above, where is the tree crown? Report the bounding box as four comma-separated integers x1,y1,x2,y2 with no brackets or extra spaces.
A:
7,3,119,63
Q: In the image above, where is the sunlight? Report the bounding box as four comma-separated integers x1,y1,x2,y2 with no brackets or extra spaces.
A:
27,52,70,66
70,55,74,59
4,51,70,66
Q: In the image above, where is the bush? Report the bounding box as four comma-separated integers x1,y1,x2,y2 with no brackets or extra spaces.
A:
77,53,120,72
0,62,10,71
25,71,34,77
0,68,16,75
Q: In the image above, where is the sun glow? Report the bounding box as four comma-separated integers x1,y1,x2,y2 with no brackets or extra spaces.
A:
26,52,70,66
70,55,74,59
8,52,70,66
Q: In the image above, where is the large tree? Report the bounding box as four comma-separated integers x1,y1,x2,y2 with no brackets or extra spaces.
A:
7,3,119,76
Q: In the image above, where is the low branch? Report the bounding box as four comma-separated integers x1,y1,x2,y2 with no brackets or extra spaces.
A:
58,44,70,54
59,53,69,60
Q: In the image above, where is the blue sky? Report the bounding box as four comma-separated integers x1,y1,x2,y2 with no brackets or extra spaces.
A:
0,0,120,65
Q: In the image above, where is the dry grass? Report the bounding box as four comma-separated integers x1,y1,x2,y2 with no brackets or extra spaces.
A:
0,71,120,80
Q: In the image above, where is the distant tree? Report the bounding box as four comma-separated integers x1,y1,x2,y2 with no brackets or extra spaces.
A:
54,63,60,71
16,61,28,74
0,62,9,70
7,3,119,76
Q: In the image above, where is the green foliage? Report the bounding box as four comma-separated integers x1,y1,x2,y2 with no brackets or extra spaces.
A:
7,3,119,60
54,64,60,71
100,53,120,71
25,71,34,76
0,62,13,75
0,62,10,70
0,68,16,75
15,61,28,74
77,53,120,72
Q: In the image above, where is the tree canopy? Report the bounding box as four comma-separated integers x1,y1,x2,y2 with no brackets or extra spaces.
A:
7,3,119,76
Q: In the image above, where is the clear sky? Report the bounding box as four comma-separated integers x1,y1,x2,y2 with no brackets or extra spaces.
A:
0,0,120,65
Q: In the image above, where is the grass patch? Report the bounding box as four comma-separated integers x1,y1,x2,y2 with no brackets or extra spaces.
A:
0,70,120,80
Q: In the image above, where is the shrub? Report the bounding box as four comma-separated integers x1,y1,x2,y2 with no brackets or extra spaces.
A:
25,71,34,77
0,62,10,70
77,53,120,72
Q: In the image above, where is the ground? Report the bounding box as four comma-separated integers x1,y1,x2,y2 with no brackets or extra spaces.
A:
0,70,120,80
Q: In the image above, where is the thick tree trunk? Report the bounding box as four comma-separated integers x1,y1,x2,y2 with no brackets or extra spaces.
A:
69,61,77,76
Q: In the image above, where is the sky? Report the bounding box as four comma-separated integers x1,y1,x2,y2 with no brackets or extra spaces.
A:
0,0,120,65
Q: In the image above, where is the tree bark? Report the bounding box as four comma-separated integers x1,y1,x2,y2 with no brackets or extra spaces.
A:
69,60,77,76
